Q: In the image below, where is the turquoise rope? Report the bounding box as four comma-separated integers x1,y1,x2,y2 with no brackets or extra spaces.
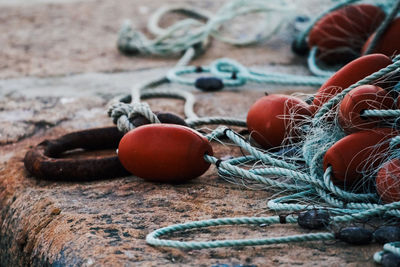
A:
143,61,400,252
146,216,334,249
375,241,400,264
223,129,298,170
113,0,400,254
362,109,400,118
167,58,327,88
390,136,400,150
146,202,400,249
384,242,400,256
313,55,400,124
204,154,309,191
307,46,336,77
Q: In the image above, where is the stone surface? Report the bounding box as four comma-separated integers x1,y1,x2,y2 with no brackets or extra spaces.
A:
0,0,383,266
0,0,321,79
0,68,379,266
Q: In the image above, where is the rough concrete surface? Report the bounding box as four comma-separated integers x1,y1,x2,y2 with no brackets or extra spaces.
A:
0,0,383,266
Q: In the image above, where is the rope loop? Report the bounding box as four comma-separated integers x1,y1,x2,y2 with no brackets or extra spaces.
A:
118,0,295,56
146,216,334,249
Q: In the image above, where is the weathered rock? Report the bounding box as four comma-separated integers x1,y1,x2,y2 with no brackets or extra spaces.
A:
0,0,383,265
0,71,382,265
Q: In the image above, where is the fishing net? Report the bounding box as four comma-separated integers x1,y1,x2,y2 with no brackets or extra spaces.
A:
109,0,400,263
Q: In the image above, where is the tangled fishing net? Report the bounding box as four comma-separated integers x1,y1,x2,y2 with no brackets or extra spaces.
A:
110,0,400,264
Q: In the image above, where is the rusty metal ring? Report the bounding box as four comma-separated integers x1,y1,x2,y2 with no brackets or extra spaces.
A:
24,127,129,181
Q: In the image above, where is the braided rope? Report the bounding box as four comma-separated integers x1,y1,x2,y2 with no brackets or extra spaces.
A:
375,241,400,264
139,59,400,252
146,216,334,249
118,0,294,56
111,0,400,256
384,242,400,256
314,55,400,123
204,154,308,191
186,117,246,128
168,58,327,88
307,46,336,77
224,129,298,170
361,109,400,118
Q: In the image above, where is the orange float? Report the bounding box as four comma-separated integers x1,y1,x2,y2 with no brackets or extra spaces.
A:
246,94,312,148
118,124,213,183
338,85,395,133
308,4,385,63
362,18,400,57
323,128,398,187
312,54,392,113
376,159,400,203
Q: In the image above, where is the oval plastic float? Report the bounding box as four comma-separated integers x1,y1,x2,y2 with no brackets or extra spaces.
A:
118,124,213,183
338,85,395,133
308,4,385,63
246,94,312,148
312,54,392,113
362,17,400,57
323,128,398,187
376,158,400,203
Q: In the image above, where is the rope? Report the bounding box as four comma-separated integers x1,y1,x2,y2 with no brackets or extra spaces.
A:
361,109,400,118
118,0,294,56
110,0,400,258
313,55,400,123
375,242,400,264
168,58,327,88
108,102,160,133
142,59,400,251
146,216,334,249
147,201,400,250
363,0,400,54
307,46,336,77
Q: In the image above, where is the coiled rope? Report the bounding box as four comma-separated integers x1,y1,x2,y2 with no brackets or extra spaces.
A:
111,0,400,261
118,0,295,56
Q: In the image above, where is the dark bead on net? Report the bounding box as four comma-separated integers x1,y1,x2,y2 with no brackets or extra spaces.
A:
231,72,237,80
374,226,400,244
195,77,224,92
336,227,373,245
291,40,309,56
297,209,330,230
381,252,400,267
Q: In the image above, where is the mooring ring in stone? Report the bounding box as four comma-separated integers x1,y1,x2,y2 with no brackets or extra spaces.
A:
24,127,129,181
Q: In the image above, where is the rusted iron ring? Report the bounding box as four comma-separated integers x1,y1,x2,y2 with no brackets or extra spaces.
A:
24,127,129,181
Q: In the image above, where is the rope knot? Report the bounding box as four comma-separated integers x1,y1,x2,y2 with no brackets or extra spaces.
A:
108,102,160,133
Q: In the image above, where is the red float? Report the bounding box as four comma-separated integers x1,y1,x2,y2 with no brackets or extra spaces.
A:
376,159,400,203
338,85,395,133
246,94,312,148
312,54,392,113
118,124,213,183
308,4,385,63
323,128,398,187
362,18,400,57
